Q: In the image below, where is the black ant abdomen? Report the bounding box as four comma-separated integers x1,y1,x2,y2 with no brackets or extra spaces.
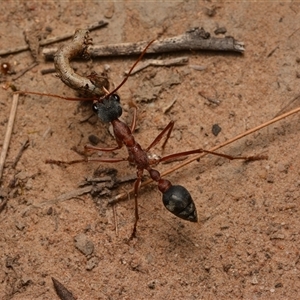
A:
162,185,198,222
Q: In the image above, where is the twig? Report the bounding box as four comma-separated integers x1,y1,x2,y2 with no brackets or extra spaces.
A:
124,57,189,75
38,186,93,206
11,137,29,168
41,20,108,47
11,62,38,81
113,204,119,237
109,105,300,203
0,197,8,214
0,93,19,181
54,29,108,97
0,20,108,57
43,27,245,60
274,93,300,117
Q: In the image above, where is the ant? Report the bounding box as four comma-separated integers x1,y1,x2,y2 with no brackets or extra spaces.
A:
19,30,267,239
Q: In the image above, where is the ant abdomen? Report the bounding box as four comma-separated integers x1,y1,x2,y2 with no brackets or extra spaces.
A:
162,185,198,222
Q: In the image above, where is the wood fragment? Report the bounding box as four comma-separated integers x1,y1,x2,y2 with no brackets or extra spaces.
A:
43,27,245,59
0,93,19,181
199,91,221,105
40,68,56,75
52,277,76,300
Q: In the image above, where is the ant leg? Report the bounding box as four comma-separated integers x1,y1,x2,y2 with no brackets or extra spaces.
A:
85,138,123,153
145,121,175,152
47,140,125,166
46,157,127,166
158,148,267,164
130,169,143,239
17,91,94,102
85,144,122,152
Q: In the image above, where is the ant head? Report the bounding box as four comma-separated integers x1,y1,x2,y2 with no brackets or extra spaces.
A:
91,40,155,123
93,94,122,123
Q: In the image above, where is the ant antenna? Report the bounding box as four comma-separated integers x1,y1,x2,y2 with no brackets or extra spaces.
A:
100,40,155,100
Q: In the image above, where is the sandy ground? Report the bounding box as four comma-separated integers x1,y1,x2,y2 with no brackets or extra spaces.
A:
0,1,300,299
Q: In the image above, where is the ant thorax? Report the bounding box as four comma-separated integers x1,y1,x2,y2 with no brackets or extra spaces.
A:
147,152,161,167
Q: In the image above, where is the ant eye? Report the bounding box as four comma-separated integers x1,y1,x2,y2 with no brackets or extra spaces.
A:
112,94,120,102
92,103,98,113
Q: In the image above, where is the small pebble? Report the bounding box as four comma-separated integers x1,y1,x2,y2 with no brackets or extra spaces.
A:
74,233,94,256
212,124,222,136
86,257,99,271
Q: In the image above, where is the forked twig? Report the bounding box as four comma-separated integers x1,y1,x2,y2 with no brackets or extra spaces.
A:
109,105,300,204
43,27,245,59
0,93,19,181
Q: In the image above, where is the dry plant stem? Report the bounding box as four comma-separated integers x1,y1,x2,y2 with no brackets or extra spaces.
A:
54,29,106,97
43,27,244,59
39,186,93,206
110,105,300,203
12,62,38,81
0,20,108,57
0,93,19,181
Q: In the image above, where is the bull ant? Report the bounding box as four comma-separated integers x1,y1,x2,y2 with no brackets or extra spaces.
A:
19,29,267,238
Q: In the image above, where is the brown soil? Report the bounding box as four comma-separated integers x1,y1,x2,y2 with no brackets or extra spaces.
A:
0,2,300,299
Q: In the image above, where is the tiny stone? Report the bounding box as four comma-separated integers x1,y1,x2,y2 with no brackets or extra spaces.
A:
266,174,274,183
86,257,99,271
46,207,53,215
74,233,94,256
212,124,222,136
270,233,285,240
88,134,100,145
15,221,25,231
214,27,227,35
277,163,288,173
148,280,156,289
251,275,258,285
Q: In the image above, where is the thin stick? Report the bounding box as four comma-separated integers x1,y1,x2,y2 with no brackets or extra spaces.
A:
110,105,300,203
11,137,29,169
40,20,108,46
12,62,38,81
43,27,245,59
0,93,19,181
0,20,108,57
113,204,119,237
